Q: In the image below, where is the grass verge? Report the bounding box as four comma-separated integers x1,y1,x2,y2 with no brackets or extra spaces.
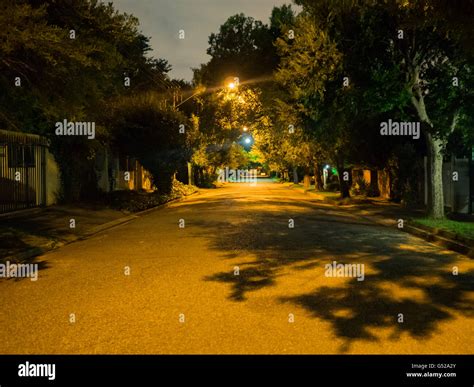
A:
412,217,474,241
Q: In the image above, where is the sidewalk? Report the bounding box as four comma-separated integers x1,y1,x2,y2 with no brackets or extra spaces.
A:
286,182,422,222
0,182,200,263
0,204,133,262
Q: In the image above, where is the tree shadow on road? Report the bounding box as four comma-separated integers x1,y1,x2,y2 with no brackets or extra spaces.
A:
279,269,474,350
183,195,474,351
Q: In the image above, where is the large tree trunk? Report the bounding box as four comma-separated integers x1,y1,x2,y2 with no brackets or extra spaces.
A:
336,163,350,199
187,162,193,186
409,66,447,219
293,166,299,184
314,162,324,191
426,133,445,219
197,167,204,186
303,168,311,192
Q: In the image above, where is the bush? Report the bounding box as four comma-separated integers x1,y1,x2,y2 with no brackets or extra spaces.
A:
172,179,198,196
350,176,370,196
108,92,189,195
108,180,197,213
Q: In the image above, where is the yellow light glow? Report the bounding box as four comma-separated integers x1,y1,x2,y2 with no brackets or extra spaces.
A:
228,82,236,90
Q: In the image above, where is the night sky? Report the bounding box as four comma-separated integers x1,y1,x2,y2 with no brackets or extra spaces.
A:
112,0,297,81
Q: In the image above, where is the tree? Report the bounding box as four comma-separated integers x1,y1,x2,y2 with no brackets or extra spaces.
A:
107,92,188,194
390,1,474,218
0,0,173,200
191,7,297,184
188,83,262,185
286,0,474,210
274,12,355,196
193,13,277,87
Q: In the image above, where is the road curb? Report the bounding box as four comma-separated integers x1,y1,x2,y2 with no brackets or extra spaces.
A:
342,207,474,259
2,192,198,263
408,221,474,247
287,184,474,259
349,211,474,258
402,223,474,258
340,209,474,259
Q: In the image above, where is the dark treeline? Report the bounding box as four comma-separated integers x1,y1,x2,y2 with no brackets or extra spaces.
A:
1,0,473,219
0,0,186,199
192,0,474,219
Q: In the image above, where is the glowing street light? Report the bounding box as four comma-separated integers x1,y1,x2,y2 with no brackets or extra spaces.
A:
226,76,239,90
244,137,251,144
243,126,248,132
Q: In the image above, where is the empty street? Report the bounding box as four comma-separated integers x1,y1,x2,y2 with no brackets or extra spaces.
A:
1,181,473,354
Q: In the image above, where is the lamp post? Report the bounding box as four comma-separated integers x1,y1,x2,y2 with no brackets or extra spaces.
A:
175,86,206,108
175,78,238,108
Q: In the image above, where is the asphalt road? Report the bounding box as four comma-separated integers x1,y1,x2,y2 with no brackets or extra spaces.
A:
1,181,473,354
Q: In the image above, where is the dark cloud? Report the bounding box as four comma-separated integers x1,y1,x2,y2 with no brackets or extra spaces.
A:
112,0,296,81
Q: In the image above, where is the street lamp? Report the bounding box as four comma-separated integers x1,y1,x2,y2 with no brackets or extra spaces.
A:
175,77,236,108
243,126,248,132
226,76,240,90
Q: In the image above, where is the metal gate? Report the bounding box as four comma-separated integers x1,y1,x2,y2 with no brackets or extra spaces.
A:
0,130,47,214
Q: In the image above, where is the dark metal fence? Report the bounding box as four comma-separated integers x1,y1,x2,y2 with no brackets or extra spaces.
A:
0,130,48,213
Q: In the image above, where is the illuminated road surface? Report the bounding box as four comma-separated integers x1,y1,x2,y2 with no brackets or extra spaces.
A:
1,181,473,354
